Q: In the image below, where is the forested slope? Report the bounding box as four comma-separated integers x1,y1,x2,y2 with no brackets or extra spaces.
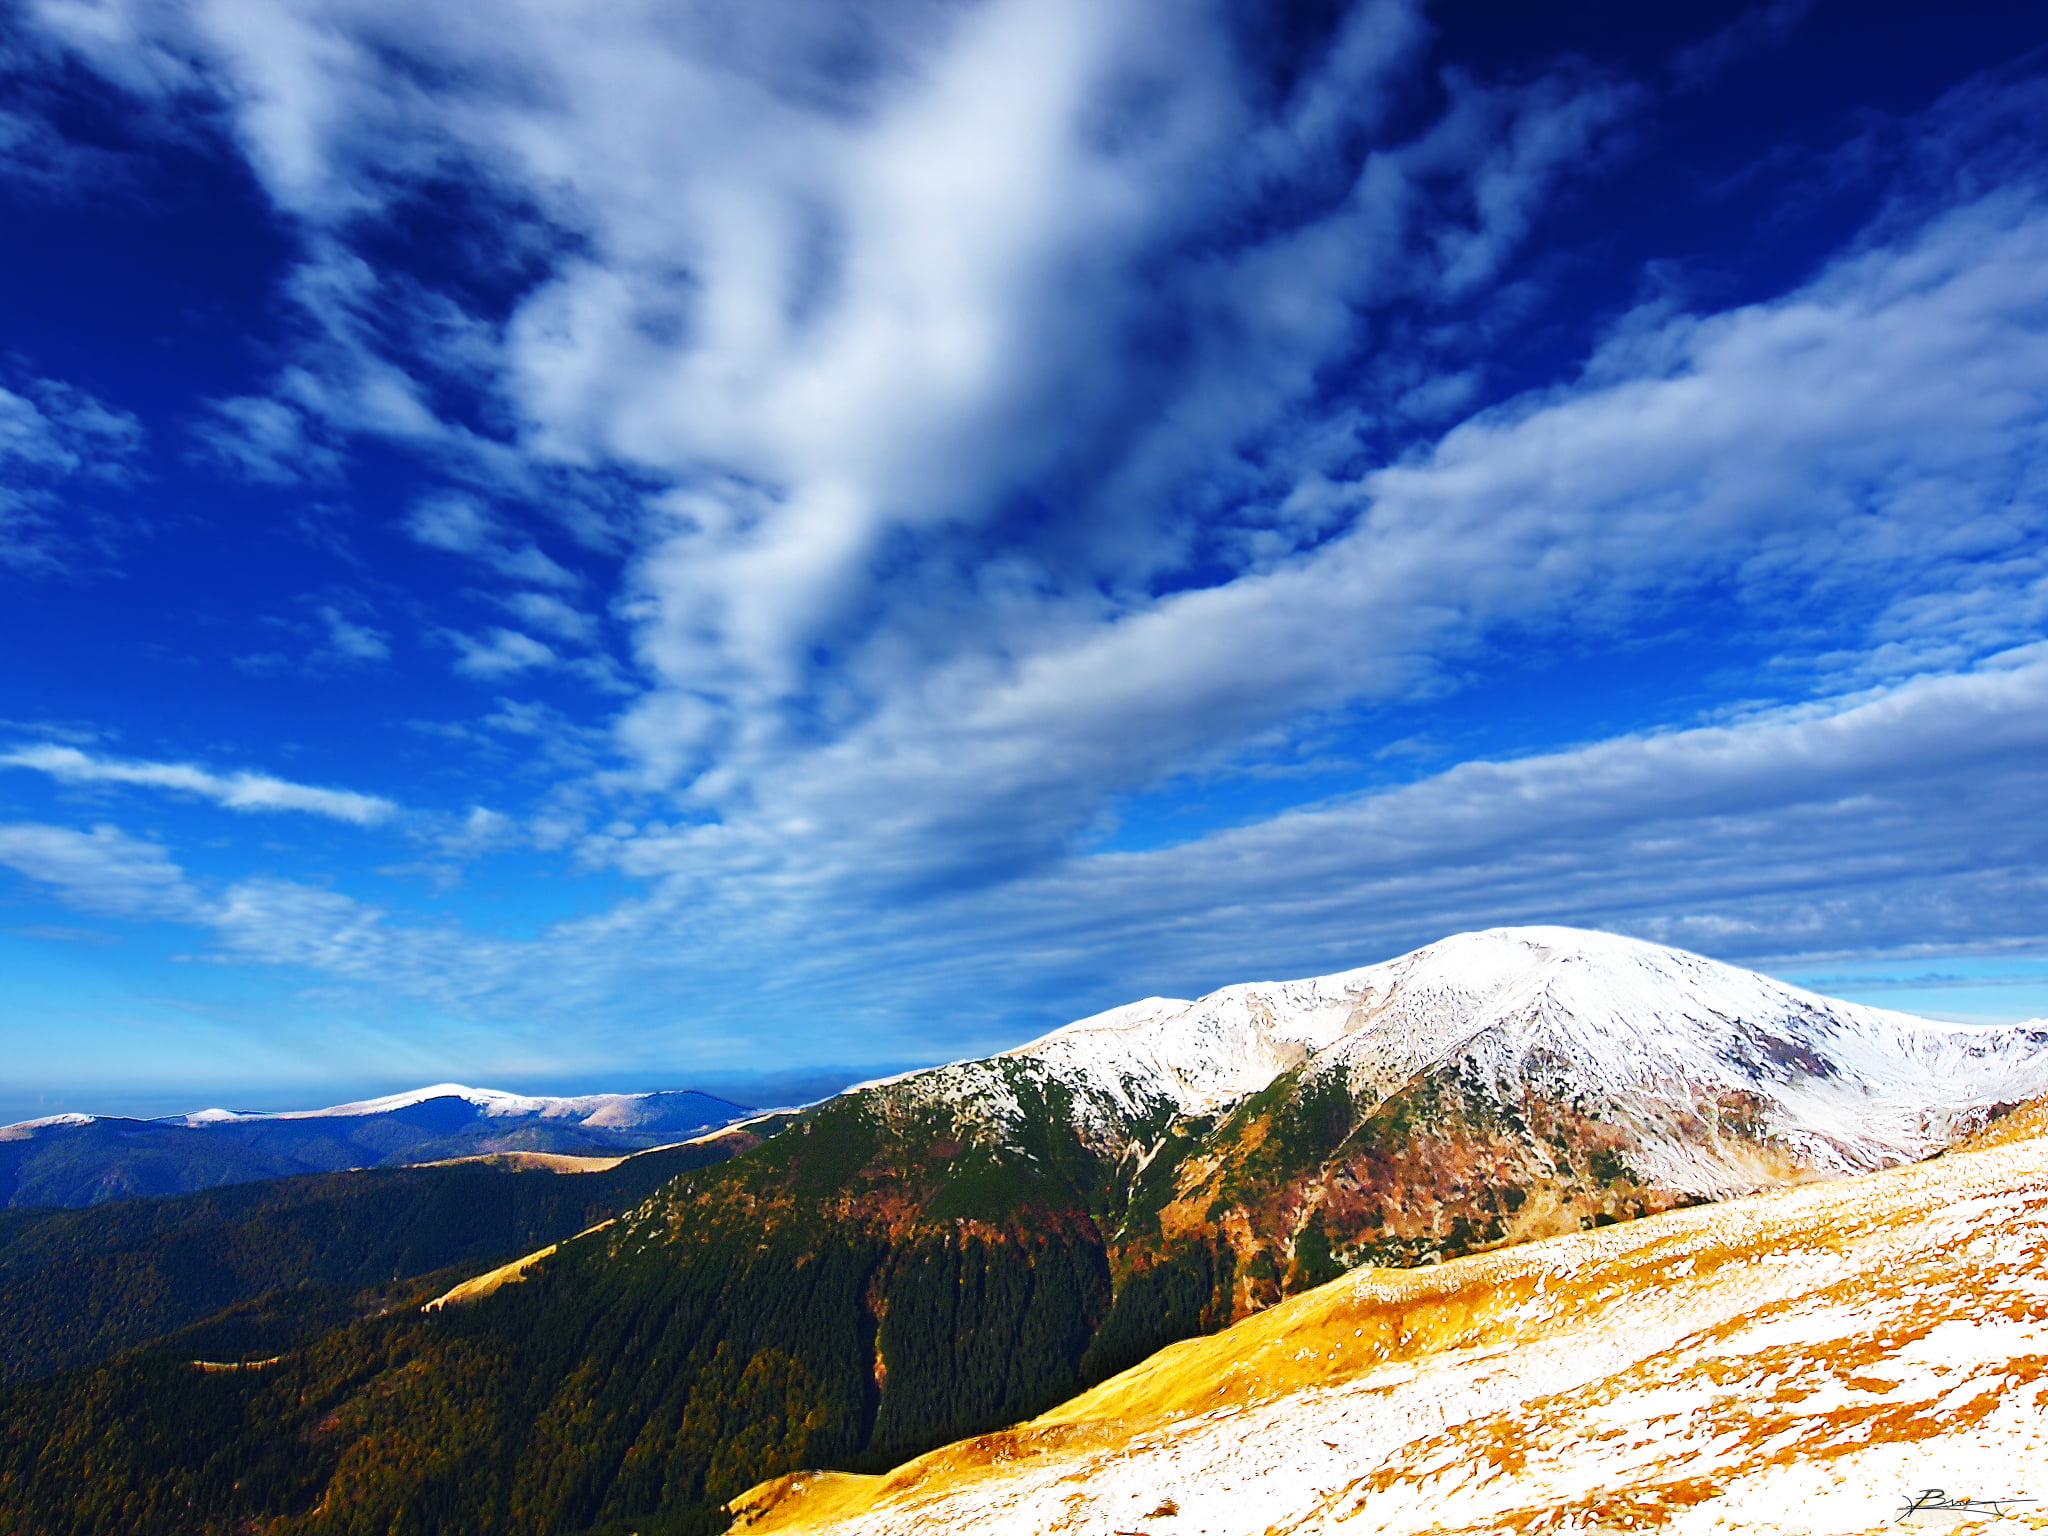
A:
0,1120,787,1385
0,1074,1133,1536
0,1048,1905,1536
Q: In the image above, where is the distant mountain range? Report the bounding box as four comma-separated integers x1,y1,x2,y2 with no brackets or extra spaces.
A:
0,1083,756,1207
3,926,2045,1535
0,1116,790,1387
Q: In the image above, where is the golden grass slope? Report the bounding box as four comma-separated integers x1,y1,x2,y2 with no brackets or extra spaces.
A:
415,1110,797,1175
412,1150,630,1173
421,1219,616,1311
422,1116,796,1312
732,1098,2048,1536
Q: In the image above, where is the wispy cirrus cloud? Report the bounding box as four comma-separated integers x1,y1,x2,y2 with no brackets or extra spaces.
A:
317,604,389,663
0,374,146,567
0,822,197,918
445,627,556,680
192,395,341,485
0,744,398,824
407,495,578,588
581,174,2048,907
24,0,1619,714
9,644,2047,1066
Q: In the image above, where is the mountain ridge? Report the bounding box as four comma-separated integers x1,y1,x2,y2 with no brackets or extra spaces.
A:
0,1083,757,1208
842,926,2048,1316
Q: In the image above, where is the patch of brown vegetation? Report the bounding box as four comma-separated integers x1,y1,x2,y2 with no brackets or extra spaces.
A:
1944,1090,2048,1154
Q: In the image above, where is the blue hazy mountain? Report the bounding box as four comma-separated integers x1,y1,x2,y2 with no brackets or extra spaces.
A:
0,1083,754,1207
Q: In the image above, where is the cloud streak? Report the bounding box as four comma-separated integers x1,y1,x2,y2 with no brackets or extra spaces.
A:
0,374,146,567
0,822,198,919
594,178,2048,907
1,745,399,824
10,645,2046,1066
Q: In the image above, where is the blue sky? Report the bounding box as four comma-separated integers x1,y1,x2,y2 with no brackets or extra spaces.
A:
3,0,2047,1120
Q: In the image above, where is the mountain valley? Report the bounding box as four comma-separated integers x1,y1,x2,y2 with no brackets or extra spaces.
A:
0,1116,791,1386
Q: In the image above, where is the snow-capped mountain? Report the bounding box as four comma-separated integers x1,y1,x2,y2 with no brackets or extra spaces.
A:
12,927,2043,1535
827,926,2048,1319
0,1083,753,1207
164,1082,740,1133
1004,926,2048,1184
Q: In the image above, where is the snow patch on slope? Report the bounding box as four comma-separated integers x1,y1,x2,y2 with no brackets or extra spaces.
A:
170,1082,623,1123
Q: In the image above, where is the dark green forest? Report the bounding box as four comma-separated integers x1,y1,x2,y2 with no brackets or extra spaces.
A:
0,1066,1245,1536
0,1127,787,1385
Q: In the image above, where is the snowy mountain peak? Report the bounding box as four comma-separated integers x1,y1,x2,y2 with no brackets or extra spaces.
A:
993,925,2048,1189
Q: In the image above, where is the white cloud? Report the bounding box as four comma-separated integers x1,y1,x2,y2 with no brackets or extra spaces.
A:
587,184,2048,901
0,744,399,824
23,0,1618,718
79,648,2048,1052
14,3,2048,1063
1022,644,2048,973
318,604,389,661
446,626,557,679
193,394,340,483
0,377,144,476
439,804,517,855
4,646,2043,1062
408,494,577,588
0,822,198,918
555,645,2048,1047
498,590,595,644
0,375,146,566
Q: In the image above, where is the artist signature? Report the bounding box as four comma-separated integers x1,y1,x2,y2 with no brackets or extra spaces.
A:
1898,1489,2035,1522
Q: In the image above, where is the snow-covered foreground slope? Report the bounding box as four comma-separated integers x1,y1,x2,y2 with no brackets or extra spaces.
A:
733,1096,2048,1536
1004,926,2048,1188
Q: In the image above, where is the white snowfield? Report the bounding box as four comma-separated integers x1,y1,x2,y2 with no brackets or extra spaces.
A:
732,1105,2048,1536
998,926,2048,1192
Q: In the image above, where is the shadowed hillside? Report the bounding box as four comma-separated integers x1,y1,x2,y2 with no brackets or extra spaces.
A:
0,1117,789,1385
